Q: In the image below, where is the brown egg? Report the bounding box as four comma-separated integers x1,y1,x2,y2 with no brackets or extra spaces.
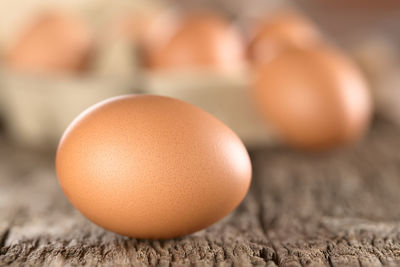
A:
6,12,93,74
143,12,246,73
114,9,163,44
252,46,372,150
56,95,251,239
248,11,321,65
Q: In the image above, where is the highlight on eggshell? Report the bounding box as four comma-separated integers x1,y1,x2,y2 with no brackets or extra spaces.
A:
56,95,252,239
248,11,321,65
142,11,246,74
252,45,372,150
6,12,94,75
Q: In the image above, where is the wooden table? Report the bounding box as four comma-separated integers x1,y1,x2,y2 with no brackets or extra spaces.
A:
1,120,400,266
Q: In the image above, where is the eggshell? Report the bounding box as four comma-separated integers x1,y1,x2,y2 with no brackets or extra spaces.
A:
6,12,93,75
252,46,372,150
143,12,246,74
248,11,321,65
114,8,163,44
56,95,252,239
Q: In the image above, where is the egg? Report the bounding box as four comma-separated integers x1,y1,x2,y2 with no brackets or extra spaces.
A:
143,12,246,74
252,46,372,150
56,95,251,239
114,9,163,44
6,12,93,75
248,11,321,65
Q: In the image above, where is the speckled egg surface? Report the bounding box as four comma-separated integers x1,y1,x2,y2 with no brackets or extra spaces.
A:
56,95,252,239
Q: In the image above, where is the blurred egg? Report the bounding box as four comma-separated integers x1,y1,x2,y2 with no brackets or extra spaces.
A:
56,95,251,239
143,12,246,74
248,11,321,65
6,12,93,75
252,46,372,150
114,8,163,45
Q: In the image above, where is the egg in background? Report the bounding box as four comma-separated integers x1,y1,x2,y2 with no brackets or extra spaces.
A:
248,11,321,65
113,8,164,45
6,12,94,75
252,45,372,150
143,11,246,74
56,95,252,239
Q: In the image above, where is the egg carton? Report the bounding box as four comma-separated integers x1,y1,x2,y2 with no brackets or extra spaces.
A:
0,0,277,148
0,69,276,149
0,25,275,149
0,20,142,149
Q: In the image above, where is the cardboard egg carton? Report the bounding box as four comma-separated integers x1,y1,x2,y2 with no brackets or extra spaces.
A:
0,68,276,148
0,0,154,148
0,0,279,148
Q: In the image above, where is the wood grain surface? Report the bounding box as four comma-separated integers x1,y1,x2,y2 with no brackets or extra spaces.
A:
1,120,400,266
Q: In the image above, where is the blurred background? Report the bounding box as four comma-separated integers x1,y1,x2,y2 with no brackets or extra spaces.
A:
3,2,400,264
0,0,399,151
